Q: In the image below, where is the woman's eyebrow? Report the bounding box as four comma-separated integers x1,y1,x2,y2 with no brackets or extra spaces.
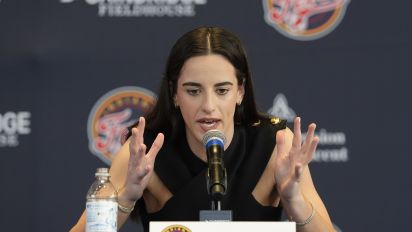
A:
215,82,233,87
182,81,233,87
182,82,201,87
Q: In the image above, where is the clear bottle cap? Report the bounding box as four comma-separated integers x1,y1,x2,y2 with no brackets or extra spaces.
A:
95,167,110,177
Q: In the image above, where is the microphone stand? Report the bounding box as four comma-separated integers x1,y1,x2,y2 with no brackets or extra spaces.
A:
199,168,232,221
211,199,221,211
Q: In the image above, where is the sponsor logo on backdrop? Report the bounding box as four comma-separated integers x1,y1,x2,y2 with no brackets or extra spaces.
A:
268,93,349,162
0,111,31,148
87,86,156,164
268,93,297,120
61,0,207,17
263,0,350,41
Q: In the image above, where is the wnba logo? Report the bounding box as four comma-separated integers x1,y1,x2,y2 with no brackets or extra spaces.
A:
87,86,156,164
263,0,350,41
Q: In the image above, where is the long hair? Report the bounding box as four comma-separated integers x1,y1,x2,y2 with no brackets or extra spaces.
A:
126,26,263,141
128,26,267,222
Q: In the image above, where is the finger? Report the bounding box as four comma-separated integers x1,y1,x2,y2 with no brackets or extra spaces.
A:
292,117,302,149
129,127,147,165
136,117,146,145
302,123,316,152
133,143,147,179
136,165,151,181
276,129,287,156
147,133,164,162
294,164,304,182
129,128,138,158
136,143,147,161
127,128,139,175
305,136,319,163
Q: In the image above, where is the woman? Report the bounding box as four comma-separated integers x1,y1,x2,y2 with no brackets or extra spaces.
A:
71,26,335,232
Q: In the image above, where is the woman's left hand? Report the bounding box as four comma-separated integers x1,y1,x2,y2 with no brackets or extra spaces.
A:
274,117,319,202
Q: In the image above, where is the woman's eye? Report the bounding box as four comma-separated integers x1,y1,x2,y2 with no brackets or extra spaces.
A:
187,89,200,95
216,88,229,95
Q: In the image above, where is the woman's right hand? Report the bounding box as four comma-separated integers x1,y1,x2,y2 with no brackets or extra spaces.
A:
120,117,164,203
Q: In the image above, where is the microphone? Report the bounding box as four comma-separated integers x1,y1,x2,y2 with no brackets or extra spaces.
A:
202,129,227,201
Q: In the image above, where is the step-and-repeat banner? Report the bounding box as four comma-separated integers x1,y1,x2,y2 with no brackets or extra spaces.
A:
1,1,411,231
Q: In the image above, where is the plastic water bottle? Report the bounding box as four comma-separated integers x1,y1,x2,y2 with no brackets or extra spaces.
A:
86,168,118,232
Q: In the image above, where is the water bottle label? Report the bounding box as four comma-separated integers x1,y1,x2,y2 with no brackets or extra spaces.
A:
86,201,118,232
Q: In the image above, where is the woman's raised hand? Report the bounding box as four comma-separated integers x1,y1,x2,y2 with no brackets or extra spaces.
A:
274,117,319,202
121,117,164,202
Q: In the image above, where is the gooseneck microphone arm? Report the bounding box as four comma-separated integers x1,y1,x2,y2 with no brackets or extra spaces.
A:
202,130,227,210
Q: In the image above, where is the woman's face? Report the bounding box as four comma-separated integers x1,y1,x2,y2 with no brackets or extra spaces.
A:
174,54,244,155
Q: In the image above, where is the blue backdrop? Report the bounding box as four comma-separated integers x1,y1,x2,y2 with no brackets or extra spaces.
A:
1,0,411,231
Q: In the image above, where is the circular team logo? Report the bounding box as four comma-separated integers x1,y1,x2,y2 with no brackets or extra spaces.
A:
161,224,192,232
263,0,350,41
87,86,156,164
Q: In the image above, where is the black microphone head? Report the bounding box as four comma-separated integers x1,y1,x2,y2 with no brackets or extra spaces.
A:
202,129,227,147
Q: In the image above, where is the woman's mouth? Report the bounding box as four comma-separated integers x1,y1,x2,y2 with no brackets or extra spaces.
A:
198,119,220,131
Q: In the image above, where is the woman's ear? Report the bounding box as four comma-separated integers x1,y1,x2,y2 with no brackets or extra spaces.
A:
173,95,178,108
237,81,245,105
170,80,179,108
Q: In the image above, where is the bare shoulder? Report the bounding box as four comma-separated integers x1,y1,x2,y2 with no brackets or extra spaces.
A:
109,139,131,191
283,126,294,143
273,126,293,155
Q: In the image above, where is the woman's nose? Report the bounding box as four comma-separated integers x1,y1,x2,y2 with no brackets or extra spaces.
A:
201,92,216,113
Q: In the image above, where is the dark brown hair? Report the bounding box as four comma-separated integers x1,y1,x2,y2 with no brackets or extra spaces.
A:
128,26,271,223
126,26,264,142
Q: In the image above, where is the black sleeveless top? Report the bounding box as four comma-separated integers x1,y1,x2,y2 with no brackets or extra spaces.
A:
136,118,287,232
